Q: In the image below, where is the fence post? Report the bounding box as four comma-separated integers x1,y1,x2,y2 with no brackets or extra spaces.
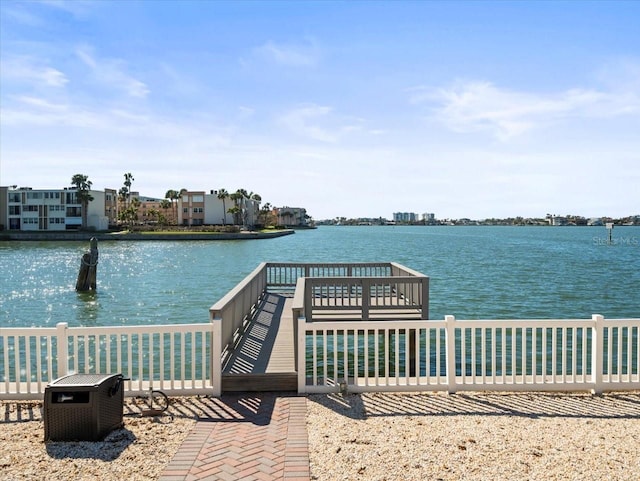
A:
445,315,457,394
297,317,307,394
56,322,68,378
211,316,222,397
362,278,370,320
592,314,604,395
422,277,429,319
304,280,313,322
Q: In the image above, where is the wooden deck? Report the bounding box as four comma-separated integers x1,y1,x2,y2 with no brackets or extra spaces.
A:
220,292,425,392
222,293,297,391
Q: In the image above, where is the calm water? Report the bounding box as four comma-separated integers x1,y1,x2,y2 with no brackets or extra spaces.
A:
1,226,638,328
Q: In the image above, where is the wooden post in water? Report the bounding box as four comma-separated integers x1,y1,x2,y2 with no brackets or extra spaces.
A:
76,237,99,291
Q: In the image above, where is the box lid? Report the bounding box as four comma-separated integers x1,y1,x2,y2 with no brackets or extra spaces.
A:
49,373,121,387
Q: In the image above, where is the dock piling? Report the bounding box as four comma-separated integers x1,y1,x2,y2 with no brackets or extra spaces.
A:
75,237,99,291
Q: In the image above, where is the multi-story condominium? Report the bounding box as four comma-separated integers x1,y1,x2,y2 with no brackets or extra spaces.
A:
179,191,206,226
202,190,234,226
135,195,176,226
0,186,108,231
0,186,7,230
1,185,266,231
105,188,118,226
275,207,309,227
422,213,436,224
393,212,418,223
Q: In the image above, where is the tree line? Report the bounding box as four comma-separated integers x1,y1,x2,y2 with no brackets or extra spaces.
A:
71,173,277,230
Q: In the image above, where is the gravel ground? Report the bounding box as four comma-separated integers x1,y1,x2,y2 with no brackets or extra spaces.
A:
2,391,639,480
0,397,197,481
306,391,640,481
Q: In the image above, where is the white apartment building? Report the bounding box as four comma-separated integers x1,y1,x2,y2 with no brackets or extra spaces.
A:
179,190,260,228
1,187,108,231
1,185,266,231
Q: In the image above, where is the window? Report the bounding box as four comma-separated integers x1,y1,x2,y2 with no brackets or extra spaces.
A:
8,193,21,203
66,207,81,217
9,206,20,215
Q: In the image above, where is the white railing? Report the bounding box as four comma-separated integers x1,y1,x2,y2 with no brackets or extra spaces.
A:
1,322,218,400
301,276,428,321
265,262,394,292
6,262,636,399
297,315,640,394
209,262,268,371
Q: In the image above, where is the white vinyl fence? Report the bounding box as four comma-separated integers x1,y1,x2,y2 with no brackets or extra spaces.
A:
297,315,640,394
1,322,219,400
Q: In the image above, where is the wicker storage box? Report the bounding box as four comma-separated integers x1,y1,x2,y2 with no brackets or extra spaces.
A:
44,373,124,441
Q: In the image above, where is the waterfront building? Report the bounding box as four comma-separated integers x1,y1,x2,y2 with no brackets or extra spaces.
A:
178,190,260,228
393,212,418,223
0,186,7,230
179,191,206,226
0,186,108,231
0,185,277,231
422,213,436,224
275,206,310,227
105,188,118,226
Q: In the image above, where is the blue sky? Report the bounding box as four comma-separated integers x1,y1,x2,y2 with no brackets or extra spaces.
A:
1,1,639,220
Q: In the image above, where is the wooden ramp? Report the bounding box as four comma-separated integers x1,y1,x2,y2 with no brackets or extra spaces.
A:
222,293,297,392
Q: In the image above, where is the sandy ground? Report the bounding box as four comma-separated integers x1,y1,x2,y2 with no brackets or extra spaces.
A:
2,391,639,480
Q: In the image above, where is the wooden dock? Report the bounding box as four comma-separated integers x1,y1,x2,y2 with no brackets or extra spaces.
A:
220,292,424,392
222,293,297,391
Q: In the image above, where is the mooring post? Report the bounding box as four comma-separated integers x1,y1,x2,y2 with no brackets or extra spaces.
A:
76,237,99,291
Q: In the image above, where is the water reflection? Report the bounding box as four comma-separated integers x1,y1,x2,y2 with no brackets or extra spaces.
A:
76,290,100,326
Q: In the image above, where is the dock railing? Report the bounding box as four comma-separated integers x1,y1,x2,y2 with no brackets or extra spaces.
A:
4,262,638,399
297,314,640,394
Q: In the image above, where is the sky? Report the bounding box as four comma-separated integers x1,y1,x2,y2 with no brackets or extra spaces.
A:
1,1,639,220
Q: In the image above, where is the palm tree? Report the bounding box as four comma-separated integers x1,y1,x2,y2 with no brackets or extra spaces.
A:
71,174,94,229
246,192,261,229
160,199,172,225
165,190,179,225
217,189,229,225
123,173,134,204
229,191,245,226
226,205,240,227
258,202,274,227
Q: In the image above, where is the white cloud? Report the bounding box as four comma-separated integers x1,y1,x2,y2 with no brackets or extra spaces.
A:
277,105,375,143
76,45,150,98
1,5,44,27
413,78,640,141
39,0,95,18
253,39,320,67
15,95,68,111
0,56,68,87
278,104,337,142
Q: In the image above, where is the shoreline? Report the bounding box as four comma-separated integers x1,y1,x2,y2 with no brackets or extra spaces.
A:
0,229,294,242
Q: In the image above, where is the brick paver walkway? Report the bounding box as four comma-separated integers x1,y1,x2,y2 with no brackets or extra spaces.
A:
159,394,309,481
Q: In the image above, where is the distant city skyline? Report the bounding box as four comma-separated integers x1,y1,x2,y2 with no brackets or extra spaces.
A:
1,1,639,219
